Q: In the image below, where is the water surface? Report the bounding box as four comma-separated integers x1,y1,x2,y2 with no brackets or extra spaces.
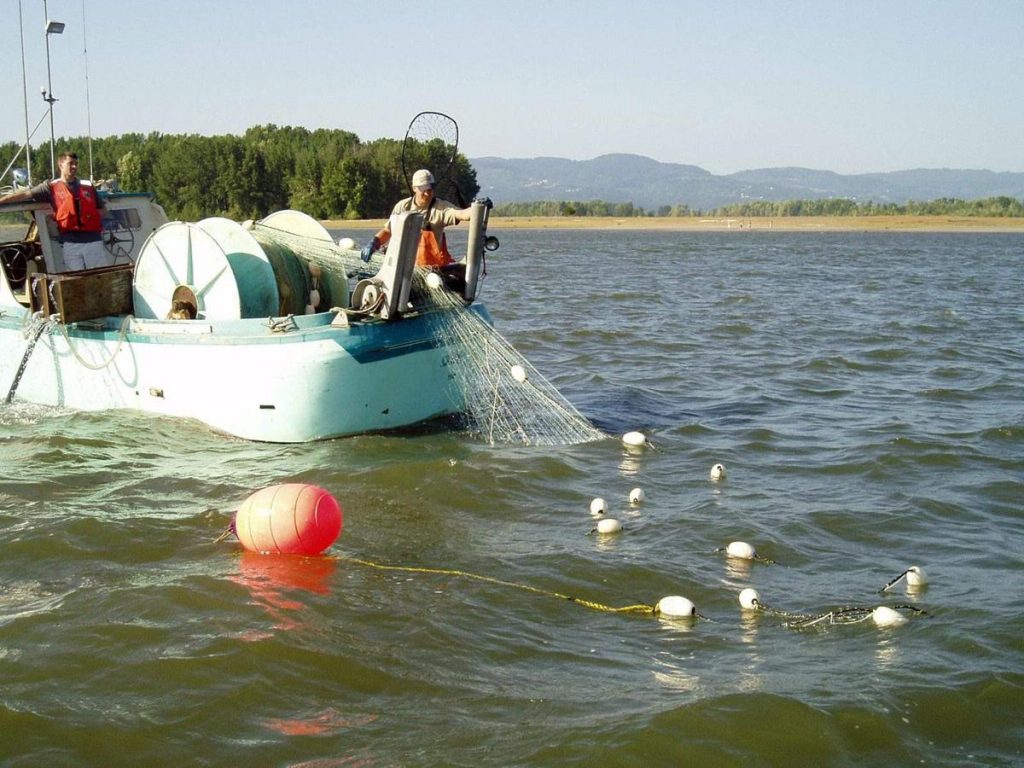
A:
2,230,1022,766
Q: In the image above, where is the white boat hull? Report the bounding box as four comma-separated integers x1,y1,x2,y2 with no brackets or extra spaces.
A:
1,310,471,442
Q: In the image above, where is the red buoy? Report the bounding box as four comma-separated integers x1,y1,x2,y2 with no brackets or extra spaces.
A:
234,484,342,555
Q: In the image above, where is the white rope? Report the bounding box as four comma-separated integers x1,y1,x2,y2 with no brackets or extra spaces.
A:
55,314,133,370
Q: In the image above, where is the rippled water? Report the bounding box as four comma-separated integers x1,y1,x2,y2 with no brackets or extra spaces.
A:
2,230,1022,767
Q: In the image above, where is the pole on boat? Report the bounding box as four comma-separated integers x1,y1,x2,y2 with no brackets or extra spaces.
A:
42,0,65,179
81,0,94,181
18,0,33,185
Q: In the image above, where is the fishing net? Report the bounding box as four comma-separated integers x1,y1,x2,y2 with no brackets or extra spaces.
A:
251,223,605,447
422,286,606,446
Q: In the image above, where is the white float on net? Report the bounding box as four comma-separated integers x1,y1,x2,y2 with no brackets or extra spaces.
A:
905,565,927,587
656,595,696,619
738,588,761,610
872,606,908,627
622,431,647,450
725,541,756,560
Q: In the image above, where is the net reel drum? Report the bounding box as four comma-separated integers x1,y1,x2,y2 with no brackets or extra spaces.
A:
133,211,348,320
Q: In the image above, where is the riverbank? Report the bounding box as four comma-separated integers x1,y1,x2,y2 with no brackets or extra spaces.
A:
327,215,1024,232
6,216,1022,246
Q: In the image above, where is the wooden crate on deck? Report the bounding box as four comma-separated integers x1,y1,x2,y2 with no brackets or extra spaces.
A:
30,263,134,323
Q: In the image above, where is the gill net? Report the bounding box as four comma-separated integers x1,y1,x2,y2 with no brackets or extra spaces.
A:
423,287,606,446
252,224,606,447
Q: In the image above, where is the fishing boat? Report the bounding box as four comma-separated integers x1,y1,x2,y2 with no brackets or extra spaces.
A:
2,14,499,444
0,188,497,442
2,9,584,446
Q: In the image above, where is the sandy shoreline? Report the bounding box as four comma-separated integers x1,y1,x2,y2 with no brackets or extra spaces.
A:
4,217,1021,245
325,215,1024,233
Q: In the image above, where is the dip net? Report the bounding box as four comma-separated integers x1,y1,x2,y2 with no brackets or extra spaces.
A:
253,224,605,446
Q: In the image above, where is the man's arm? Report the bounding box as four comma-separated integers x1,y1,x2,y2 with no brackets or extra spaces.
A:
435,204,472,226
361,198,411,259
0,181,51,206
0,188,33,206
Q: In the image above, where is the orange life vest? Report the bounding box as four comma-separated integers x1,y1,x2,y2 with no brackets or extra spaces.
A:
51,180,103,234
416,230,454,267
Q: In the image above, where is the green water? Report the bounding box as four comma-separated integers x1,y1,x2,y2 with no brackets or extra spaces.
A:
1,231,1022,766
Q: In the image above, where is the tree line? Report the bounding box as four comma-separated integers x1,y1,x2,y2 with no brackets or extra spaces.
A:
705,196,1024,217
1,125,479,221
494,196,1024,218
493,200,651,218
5,128,1021,221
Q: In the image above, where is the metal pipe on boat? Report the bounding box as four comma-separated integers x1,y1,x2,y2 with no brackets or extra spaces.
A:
463,201,488,303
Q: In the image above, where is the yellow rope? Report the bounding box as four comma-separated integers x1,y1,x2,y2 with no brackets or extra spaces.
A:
339,555,656,616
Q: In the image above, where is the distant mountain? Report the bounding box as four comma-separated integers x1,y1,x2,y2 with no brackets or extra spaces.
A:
471,153,1024,210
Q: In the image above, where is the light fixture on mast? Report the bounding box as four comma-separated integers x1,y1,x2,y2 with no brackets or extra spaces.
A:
43,7,65,178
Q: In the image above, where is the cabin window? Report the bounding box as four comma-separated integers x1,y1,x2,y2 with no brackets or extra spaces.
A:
106,208,142,230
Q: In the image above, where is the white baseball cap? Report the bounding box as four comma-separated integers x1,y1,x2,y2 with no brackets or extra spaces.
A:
412,169,435,189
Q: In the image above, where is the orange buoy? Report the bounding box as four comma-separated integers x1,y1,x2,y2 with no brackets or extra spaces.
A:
234,483,342,555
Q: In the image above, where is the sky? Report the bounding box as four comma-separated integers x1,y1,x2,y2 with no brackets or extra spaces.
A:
3,0,1023,176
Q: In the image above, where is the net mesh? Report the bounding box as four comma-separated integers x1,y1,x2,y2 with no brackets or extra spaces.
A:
251,224,605,447
424,287,606,446
406,112,457,145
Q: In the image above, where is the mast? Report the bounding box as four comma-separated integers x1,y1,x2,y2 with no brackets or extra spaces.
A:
43,0,65,178
82,0,94,180
18,0,32,183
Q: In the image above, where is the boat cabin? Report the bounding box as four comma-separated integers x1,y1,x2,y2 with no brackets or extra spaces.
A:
0,190,168,317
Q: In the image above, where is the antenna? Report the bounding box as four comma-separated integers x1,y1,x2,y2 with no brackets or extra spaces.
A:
18,0,32,184
82,0,94,181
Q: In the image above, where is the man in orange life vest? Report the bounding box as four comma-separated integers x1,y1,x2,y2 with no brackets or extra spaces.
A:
0,152,111,271
360,169,474,268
